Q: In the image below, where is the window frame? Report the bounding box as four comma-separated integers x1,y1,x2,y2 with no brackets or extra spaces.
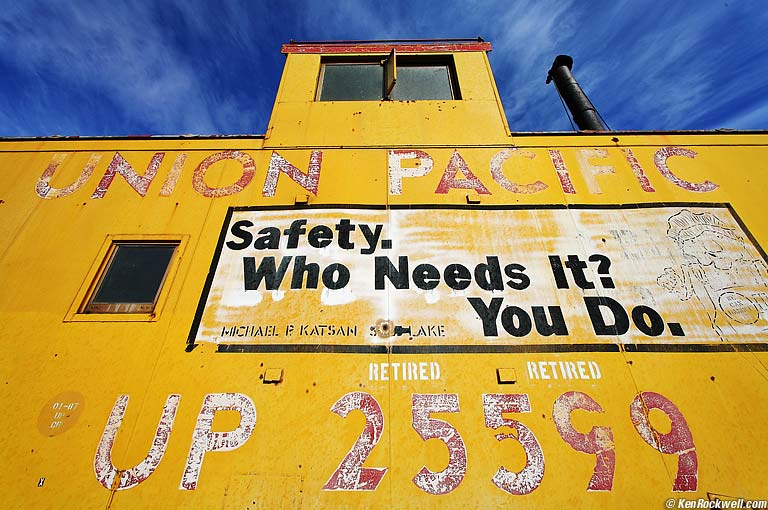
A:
316,53,461,102
65,234,188,322
316,59,386,101
393,54,461,100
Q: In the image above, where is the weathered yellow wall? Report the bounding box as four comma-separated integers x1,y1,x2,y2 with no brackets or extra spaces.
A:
266,51,510,147
1,45,767,509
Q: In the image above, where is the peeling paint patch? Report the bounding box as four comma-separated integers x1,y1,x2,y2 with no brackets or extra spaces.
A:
159,153,188,196
653,146,718,192
323,392,387,491
630,391,698,491
490,148,547,194
192,151,256,198
411,393,467,495
576,148,615,195
94,394,180,491
482,393,544,495
320,287,355,305
547,149,577,194
434,150,491,195
553,391,615,491
179,393,256,490
262,151,322,197
91,152,164,199
36,153,101,199
388,149,434,195
622,148,656,192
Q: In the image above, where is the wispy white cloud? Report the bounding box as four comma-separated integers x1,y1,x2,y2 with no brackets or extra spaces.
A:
706,99,768,130
478,0,581,130
0,2,220,134
0,0,766,135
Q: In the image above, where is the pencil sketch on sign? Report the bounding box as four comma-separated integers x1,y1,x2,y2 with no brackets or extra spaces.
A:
657,209,768,341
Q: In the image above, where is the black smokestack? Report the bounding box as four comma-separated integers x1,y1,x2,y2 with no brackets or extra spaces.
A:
546,55,605,131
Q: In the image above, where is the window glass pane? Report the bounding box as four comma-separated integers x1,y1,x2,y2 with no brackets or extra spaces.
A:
392,65,453,100
320,64,383,101
91,245,176,304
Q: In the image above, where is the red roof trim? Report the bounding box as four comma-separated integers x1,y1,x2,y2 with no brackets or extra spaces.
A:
281,42,492,54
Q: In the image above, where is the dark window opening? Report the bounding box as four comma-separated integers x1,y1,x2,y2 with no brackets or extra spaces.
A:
317,53,460,101
84,243,178,314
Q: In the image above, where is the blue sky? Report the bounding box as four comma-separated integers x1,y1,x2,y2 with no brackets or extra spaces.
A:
1,0,766,136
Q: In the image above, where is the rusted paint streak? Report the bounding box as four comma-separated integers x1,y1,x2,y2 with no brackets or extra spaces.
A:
179,393,256,490
490,148,548,194
483,394,545,495
192,151,256,198
105,469,124,509
547,149,577,194
653,146,718,192
91,152,164,199
262,151,322,197
36,153,101,199
630,392,698,491
159,153,188,196
434,150,491,195
282,42,492,54
322,392,387,491
93,394,180,491
622,148,656,192
552,391,615,491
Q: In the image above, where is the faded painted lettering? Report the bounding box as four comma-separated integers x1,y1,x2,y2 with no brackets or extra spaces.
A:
94,394,180,490
553,391,614,491
622,148,656,192
489,148,547,194
630,391,698,491
653,146,718,192
388,149,433,195
482,393,544,495
36,153,102,199
577,148,615,195
159,153,188,196
323,392,387,491
192,150,256,198
411,393,467,495
547,149,577,194
91,152,164,199
262,150,323,197
179,393,256,490
434,150,491,195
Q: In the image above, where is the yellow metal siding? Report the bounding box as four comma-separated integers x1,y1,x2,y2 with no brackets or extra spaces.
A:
1,46,767,509
266,51,510,147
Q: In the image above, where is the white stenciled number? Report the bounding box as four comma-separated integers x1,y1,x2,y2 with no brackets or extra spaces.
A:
482,393,545,495
323,392,387,491
411,393,467,495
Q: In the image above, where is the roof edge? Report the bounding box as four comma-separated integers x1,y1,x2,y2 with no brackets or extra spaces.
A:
1,129,767,144
282,40,492,54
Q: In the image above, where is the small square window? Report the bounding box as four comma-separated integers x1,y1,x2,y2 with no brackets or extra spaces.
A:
391,63,454,100
318,63,384,101
83,243,178,314
317,52,460,101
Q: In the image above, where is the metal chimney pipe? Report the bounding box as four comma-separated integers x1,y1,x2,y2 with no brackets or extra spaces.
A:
546,55,605,131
